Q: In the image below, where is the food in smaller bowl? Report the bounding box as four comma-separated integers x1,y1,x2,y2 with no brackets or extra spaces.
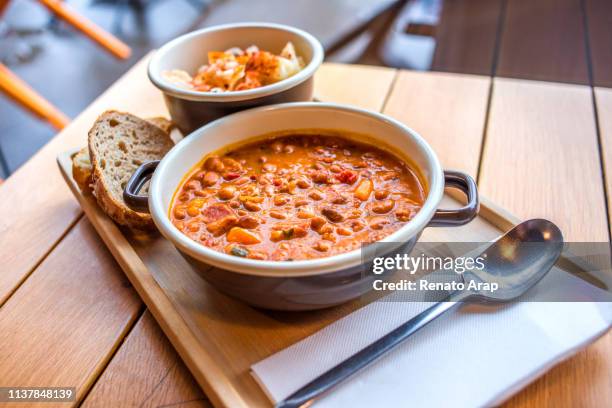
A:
169,133,426,261
162,42,304,93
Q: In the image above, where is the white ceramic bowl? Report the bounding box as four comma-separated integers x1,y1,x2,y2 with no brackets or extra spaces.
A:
124,103,478,309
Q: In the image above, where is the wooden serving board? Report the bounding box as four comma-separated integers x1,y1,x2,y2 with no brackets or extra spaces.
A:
56,149,600,408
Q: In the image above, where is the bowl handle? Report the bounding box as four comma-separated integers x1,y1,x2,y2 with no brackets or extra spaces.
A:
428,170,479,227
123,160,159,213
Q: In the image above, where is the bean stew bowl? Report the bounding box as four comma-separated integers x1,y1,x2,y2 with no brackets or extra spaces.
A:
124,103,479,310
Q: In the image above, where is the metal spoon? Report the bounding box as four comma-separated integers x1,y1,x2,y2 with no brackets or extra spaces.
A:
276,219,563,408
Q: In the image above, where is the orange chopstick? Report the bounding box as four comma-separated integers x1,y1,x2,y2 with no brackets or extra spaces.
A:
37,0,131,60
0,0,10,18
0,63,70,130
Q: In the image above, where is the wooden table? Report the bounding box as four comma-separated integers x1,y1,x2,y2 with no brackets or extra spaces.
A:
0,56,610,407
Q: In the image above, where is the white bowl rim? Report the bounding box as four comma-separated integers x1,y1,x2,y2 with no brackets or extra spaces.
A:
149,102,445,277
148,22,324,102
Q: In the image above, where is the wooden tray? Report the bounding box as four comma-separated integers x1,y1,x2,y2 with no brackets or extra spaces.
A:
56,149,601,408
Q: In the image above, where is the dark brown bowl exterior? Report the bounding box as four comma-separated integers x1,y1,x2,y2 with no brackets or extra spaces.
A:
164,77,314,135
177,236,418,310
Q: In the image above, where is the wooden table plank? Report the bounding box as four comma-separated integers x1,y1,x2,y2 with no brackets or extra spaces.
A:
478,77,611,407
431,0,503,76
0,219,141,407
508,83,612,407
496,0,589,84
383,70,490,177
479,78,608,242
314,63,396,110
585,0,612,87
0,54,166,307
83,311,209,408
505,335,612,408
596,87,612,233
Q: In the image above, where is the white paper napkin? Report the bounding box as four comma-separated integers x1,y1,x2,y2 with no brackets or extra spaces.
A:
251,268,612,407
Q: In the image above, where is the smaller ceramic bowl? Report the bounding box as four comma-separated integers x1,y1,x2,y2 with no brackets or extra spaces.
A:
148,23,324,134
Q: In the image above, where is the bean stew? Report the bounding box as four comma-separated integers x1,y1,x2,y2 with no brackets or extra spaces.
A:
170,133,426,261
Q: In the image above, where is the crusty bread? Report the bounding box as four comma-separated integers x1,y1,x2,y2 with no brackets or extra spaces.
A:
72,147,93,192
73,117,174,193
146,116,175,134
88,111,174,230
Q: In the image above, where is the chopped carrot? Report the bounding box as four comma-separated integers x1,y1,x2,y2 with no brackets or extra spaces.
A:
354,179,373,201
226,227,262,245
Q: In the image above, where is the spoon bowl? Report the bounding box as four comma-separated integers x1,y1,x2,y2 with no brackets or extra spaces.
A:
463,218,564,302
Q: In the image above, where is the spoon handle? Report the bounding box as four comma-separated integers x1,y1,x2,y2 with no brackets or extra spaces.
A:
276,292,464,408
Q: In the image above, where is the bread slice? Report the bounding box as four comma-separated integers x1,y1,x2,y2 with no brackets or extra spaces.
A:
73,116,175,193
88,111,174,230
72,147,93,192
146,116,175,134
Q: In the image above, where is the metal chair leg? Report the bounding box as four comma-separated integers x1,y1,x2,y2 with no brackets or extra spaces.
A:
0,145,9,178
